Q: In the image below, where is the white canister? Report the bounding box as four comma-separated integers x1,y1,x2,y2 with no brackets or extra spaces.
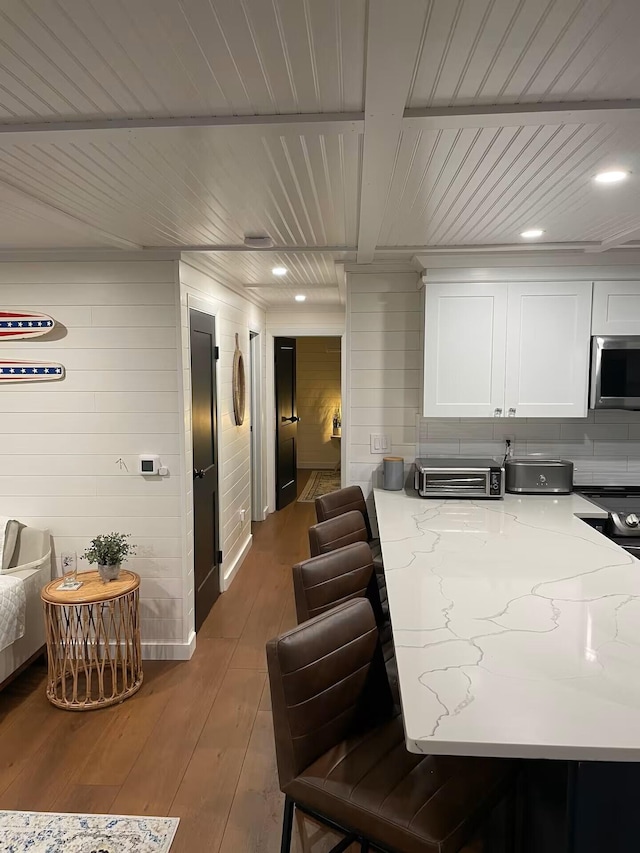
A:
382,456,404,490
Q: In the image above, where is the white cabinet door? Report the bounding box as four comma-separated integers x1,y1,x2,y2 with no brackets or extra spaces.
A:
424,283,507,417
504,282,592,418
592,281,640,335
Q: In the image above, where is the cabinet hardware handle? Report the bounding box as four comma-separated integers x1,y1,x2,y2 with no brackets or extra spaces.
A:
494,408,503,417
508,407,517,417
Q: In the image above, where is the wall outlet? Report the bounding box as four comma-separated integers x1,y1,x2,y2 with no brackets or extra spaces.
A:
60,552,76,573
370,434,391,454
240,508,247,523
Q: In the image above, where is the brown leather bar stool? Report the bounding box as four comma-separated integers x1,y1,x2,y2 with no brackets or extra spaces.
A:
315,485,383,567
292,541,381,623
308,511,388,614
267,599,516,853
308,510,369,558
292,542,397,701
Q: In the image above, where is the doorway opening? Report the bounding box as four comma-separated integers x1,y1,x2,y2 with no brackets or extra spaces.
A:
274,336,342,511
189,308,220,631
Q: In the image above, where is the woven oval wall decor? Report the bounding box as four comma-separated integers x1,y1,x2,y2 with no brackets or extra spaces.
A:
233,332,246,426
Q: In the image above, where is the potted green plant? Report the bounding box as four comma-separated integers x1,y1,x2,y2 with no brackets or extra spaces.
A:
83,533,136,582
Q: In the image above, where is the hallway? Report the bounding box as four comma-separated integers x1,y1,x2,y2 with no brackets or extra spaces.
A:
0,476,348,852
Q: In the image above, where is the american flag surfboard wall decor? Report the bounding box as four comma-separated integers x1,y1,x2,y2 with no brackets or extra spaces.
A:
0,359,64,382
0,311,55,340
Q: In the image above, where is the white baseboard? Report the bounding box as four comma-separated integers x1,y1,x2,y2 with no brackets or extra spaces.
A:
222,533,252,591
142,630,196,661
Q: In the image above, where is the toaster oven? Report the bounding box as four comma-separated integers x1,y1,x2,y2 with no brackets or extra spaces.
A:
414,458,505,499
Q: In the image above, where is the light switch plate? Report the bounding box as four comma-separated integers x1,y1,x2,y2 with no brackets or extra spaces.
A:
370,434,391,454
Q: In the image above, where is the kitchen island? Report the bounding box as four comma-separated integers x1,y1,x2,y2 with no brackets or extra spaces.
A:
374,487,640,852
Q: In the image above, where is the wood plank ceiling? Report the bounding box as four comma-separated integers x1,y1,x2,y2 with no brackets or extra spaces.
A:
0,0,639,306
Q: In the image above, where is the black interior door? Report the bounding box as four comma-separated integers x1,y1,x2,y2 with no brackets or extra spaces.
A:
275,336,298,510
190,309,220,631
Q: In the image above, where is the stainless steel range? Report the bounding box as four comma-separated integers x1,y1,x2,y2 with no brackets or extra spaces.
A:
576,485,640,557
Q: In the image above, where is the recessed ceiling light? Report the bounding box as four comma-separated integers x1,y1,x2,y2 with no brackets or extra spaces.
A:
294,294,306,302
594,170,628,184
520,228,544,239
272,266,288,276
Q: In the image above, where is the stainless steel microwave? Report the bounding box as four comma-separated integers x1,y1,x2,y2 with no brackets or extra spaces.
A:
414,458,505,499
590,336,640,410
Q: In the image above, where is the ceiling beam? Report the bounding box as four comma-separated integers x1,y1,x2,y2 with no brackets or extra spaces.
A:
403,100,640,130
144,244,355,253
0,112,363,136
356,0,428,264
0,180,141,250
586,224,640,253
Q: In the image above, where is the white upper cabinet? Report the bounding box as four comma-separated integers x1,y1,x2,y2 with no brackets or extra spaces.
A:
424,280,593,418
423,283,507,418
592,282,640,335
504,282,592,419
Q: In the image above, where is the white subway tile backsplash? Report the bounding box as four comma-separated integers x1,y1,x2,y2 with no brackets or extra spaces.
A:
595,410,640,423
426,421,495,440
526,441,594,457
418,441,461,456
594,441,640,458
459,441,525,457
493,422,561,440
560,423,629,440
573,458,628,474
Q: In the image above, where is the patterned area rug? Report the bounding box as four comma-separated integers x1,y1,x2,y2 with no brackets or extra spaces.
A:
0,810,179,852
298,470,341,503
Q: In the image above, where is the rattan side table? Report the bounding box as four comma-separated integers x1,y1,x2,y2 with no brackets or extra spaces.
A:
41,570,143,711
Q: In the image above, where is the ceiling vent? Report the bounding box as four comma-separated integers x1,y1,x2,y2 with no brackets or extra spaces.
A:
243,234,274,249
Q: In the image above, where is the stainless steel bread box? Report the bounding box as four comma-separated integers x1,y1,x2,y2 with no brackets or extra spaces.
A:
505,459,573,494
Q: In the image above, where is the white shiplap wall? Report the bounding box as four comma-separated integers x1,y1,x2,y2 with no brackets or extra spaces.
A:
178,262,266,610
346,271,422,526
0,260,186,656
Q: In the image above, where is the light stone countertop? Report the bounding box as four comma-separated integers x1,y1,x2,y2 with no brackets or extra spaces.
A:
373,488,640,761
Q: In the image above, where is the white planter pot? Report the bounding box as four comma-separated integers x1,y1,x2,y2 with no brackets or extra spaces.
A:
98,563,121,582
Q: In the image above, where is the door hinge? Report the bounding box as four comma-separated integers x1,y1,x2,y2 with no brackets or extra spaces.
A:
214,346,220,360
217,549,223,564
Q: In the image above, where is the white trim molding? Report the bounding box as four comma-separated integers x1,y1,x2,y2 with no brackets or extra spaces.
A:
142,632,197,661
222,534,253,591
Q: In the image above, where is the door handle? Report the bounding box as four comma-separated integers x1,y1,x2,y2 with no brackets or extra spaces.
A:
193,465,215,480
281,416,300,423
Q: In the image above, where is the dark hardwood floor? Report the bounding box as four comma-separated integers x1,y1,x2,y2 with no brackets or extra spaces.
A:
0,472,361,852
